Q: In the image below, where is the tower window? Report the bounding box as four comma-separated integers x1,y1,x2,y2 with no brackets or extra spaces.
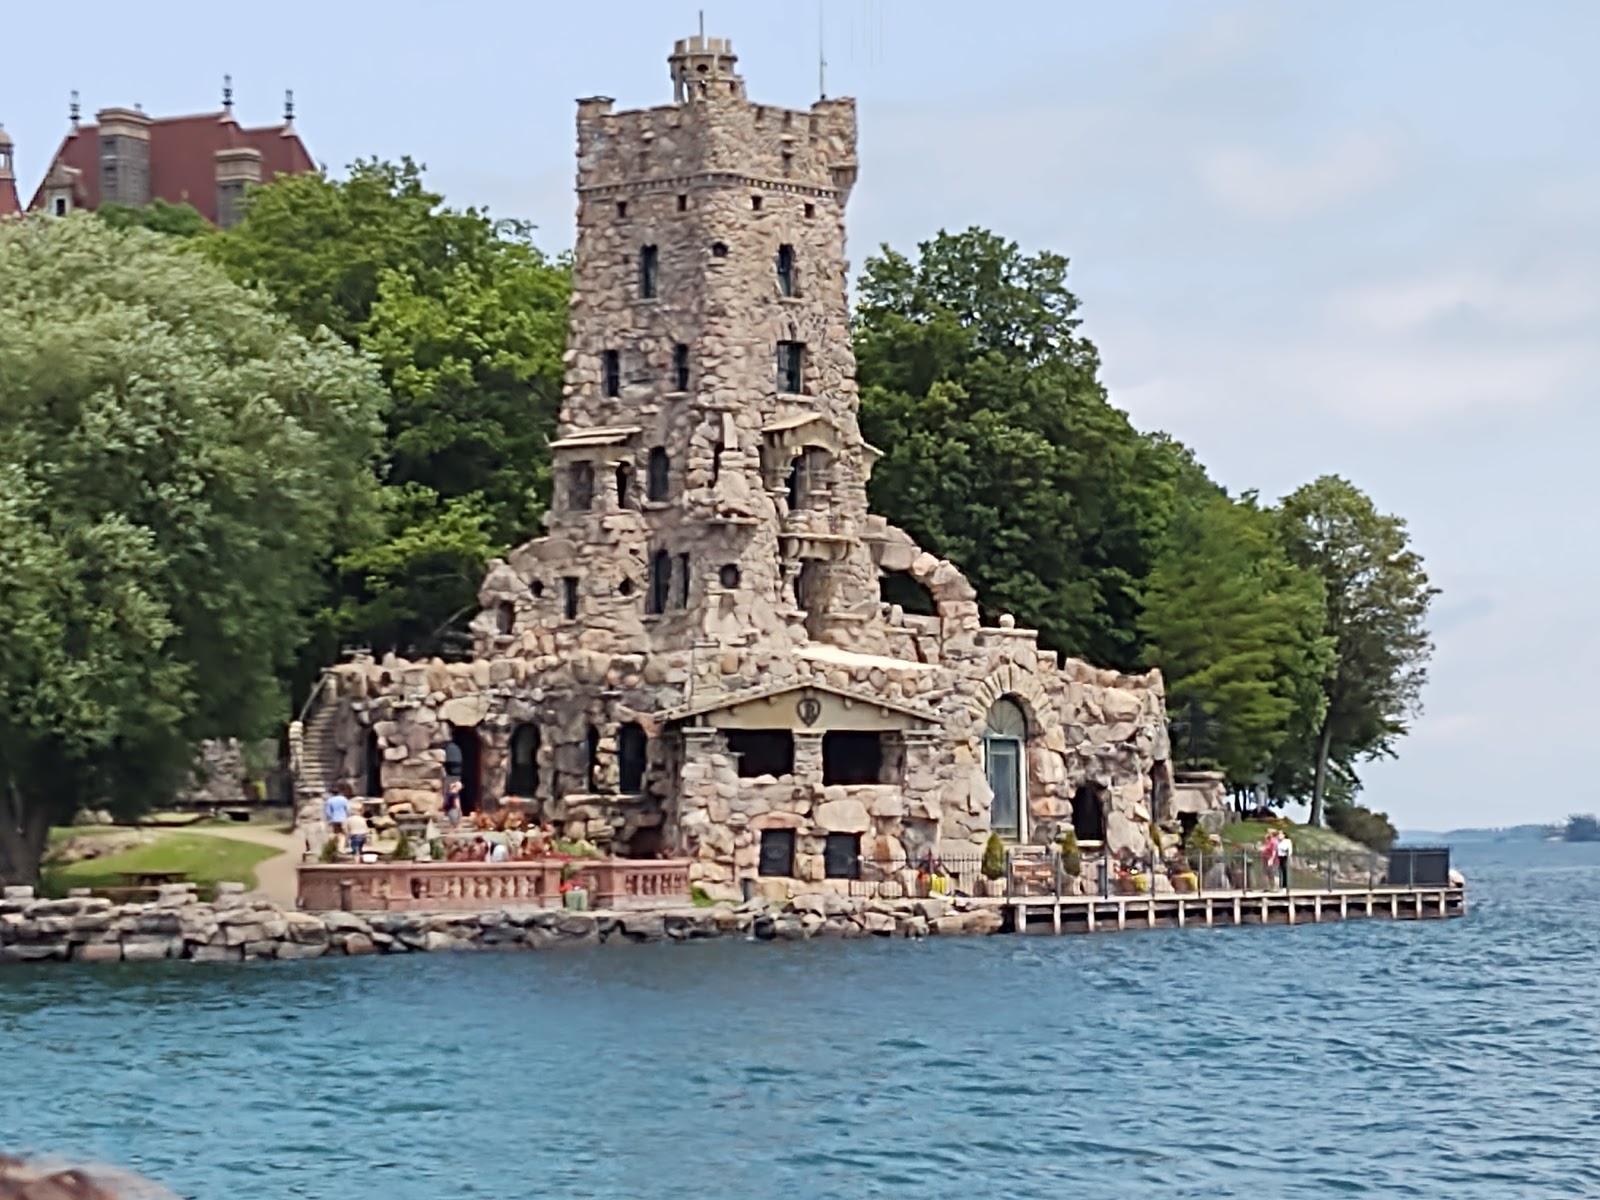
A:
673,344,690,392
563,577,580,620
617,723,648,794
639,244,659,299
616,200,628,218
647,447,670,501
603,350,620,397
647,549,671,615
776,245,797,297
719,563,741,589
615,462,632,508
782,151,794,177
677,193,688,212
751,194,762,211
711,241,729,259
495,602,515,635
674,552,690,609
777,341,805,394
568,462,595,511
804,202,816,219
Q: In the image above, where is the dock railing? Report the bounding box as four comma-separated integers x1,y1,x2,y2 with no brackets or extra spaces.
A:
842,846,1451,902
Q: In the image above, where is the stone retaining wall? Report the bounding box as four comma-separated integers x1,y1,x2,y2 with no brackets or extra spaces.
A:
0,883,1001,965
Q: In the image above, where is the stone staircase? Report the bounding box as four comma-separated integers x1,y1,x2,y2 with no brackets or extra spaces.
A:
289,675,342,805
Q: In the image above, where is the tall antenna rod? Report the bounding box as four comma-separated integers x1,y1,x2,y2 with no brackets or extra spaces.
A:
698,9,704,38
818,0,828,98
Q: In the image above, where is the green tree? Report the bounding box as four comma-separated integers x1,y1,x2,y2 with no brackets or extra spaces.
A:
1140,488,1331,790
1279,476,1438,825
96,199,211,238
0,216,384,883
208,158,569,664
856,228,1180,668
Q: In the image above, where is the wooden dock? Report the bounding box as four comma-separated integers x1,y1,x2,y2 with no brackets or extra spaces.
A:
994,885,1465,935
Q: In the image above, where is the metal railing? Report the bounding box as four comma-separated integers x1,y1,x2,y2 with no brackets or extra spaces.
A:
840,846,1451,901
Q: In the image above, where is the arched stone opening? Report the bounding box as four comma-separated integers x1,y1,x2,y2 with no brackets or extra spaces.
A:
508,724,540,798
879,570,936,615
984,697,1029,841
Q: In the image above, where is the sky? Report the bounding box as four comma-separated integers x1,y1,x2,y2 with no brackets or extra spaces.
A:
4,1,1596,830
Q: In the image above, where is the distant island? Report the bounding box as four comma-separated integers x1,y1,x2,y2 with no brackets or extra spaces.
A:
1401,818,1600,844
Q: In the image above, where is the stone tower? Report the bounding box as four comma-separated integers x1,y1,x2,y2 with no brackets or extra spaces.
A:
324,33,1175,894
482,34,874,663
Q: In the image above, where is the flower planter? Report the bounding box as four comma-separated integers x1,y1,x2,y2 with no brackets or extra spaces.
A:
562,887,589,911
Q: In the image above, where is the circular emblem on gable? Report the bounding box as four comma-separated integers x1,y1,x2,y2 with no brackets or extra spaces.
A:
796,696,823,727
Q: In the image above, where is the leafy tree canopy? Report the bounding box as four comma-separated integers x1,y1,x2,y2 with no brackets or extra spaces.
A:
856,228,1182,669
1140,485,1331,789
1279,475,1438,824
96,198,212,238
208,158,570,665
0,216,385,883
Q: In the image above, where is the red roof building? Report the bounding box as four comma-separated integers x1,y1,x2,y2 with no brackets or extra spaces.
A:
22,88,313,228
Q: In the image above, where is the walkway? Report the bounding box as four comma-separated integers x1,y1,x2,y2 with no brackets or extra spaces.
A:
183,822,299,907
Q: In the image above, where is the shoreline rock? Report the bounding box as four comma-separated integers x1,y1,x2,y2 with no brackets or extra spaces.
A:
0,884,1003,966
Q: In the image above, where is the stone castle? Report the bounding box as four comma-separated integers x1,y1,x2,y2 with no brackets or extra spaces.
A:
308,34,1175,898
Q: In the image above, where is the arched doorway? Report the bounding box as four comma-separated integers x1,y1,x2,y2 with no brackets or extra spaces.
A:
446,727,482,815
508,725,540,798
984,697,1028,841
1071,783,1107,844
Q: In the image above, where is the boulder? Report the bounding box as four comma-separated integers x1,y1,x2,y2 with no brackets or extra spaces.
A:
813,798,870,833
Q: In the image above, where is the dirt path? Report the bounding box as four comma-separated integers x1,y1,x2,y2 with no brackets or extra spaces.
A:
181,823,300,907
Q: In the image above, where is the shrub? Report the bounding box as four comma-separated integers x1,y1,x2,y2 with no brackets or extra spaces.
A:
1327,800,1397,852
981,832,1007,880
1057,828,1082,876
392,828,413,861
318,837,339,863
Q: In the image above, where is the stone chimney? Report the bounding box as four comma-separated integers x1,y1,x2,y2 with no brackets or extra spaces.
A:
95,106,153,207
214,145,262,230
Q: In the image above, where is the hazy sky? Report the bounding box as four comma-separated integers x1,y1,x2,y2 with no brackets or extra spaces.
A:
5,1,1595,829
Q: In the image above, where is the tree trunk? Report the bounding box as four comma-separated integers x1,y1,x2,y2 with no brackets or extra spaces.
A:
1309,718,1335,828
0,784,52,888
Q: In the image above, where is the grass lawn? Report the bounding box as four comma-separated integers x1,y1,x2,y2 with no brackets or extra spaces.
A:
1220,820,1371,856
44,832,277,898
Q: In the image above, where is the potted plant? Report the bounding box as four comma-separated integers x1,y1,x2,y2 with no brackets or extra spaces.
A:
980,832,1008,897
560,863,589,911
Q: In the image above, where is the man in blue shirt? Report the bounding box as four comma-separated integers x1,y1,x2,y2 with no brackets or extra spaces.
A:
323,789,351,842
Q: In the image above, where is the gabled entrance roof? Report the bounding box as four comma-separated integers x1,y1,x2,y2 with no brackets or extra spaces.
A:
660,677,939,727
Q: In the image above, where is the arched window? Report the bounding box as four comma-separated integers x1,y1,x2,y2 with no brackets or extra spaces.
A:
508,725,540,797
647,447,670,501
617,723,647,793
984,698,1028,841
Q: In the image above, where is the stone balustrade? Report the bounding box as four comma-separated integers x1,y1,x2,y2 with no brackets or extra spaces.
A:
296,858,692,913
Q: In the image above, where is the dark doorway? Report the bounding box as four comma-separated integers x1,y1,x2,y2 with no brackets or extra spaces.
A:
1071,783,1107,843
880,571,937,615
618,722,647,793
508,724,540,797
822,731,883,785
446,727,482,815
364,728,383,798
586,725,601,792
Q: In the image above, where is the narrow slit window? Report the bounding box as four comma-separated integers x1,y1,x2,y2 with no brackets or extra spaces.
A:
616,200,628,218
673,343,690,392
615,463,632,507
647,447,670,501
776,244,797,297
603,350,621,398
563,576,579,620
674,552,690,609
647,549,671,615
639,244,658,299
777,341,805,394
677,193,688,212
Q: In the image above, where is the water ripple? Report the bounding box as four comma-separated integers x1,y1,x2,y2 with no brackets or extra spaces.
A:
3,841,1600,1198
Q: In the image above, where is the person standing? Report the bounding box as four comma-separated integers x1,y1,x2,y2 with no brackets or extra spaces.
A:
442,778,464,829
1260,829,1279,892
1278,829,1295,890
323,788,350,848
346,806,370,859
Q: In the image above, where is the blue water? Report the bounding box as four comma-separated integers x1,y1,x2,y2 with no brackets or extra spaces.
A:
4,841,1600,1199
